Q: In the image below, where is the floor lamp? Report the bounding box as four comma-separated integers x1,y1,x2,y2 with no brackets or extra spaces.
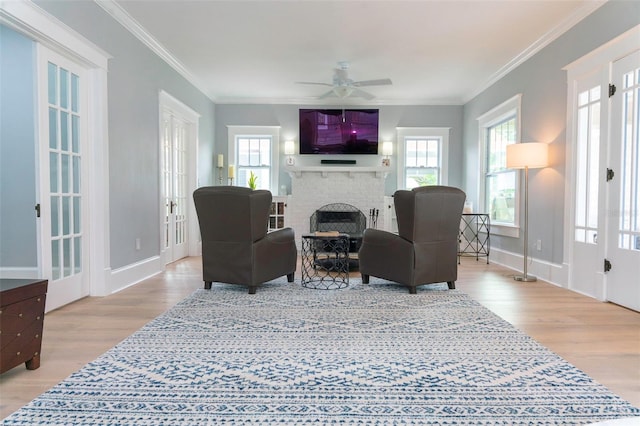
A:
506,142,548,282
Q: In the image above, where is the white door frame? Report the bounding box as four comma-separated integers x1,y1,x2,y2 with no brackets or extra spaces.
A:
0,2,112,302
158,90,200,264
563,25,640,301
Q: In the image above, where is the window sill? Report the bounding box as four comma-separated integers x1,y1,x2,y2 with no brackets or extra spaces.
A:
490,223,520,238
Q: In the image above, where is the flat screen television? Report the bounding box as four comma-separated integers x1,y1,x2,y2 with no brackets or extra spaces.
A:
299,109,379,155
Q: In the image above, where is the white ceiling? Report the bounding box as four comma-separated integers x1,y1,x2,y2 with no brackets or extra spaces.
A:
107,0,605,105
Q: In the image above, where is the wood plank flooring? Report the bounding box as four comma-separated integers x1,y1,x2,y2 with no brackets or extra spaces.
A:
1,257,638,419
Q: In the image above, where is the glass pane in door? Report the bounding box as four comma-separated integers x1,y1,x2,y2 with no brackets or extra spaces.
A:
173,120,187,246
48,62,82,281
574,85,601,243
618,69,639,250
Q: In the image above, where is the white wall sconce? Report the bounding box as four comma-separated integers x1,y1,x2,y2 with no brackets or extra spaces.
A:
284,140,296,165
381,141,393,166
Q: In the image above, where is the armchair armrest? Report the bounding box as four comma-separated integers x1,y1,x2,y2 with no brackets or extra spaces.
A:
262,227,295,245
358,229,414,285
253,227,297,285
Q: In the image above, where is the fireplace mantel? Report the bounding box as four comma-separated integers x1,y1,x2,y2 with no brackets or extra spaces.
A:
285,166,390,178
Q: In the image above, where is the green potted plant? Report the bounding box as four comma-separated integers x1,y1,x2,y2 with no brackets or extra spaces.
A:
248,171,258,190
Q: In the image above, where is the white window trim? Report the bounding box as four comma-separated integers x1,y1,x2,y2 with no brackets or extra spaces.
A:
396,127,450,189
227,125,280,192
477,94,522,238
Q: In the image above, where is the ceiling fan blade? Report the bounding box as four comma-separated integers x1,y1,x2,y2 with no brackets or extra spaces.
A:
296,81,333,86
351,88,375,100
353,78,392,87
318,89,337,99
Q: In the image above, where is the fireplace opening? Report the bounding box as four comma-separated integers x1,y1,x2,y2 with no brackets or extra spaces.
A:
310,203,366,270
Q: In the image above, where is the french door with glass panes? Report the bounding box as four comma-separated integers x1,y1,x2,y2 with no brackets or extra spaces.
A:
37,46,89,309
570,69,607,300
606,50,640,311
161,110,189,264
569,48,640,311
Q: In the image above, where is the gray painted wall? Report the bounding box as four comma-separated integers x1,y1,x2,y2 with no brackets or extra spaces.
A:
34,1,216,270
215,104,463,196
462,0,640,265
0,25,37,268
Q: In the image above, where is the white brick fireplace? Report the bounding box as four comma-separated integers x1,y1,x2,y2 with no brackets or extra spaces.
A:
286,166,390,247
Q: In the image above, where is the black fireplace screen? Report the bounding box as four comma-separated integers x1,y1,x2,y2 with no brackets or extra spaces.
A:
310,203,366,252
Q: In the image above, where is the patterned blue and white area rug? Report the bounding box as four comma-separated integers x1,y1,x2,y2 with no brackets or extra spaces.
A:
3,278,639,425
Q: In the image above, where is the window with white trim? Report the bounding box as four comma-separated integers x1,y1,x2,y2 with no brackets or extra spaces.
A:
236,136,271,190
396,127,449,189
227,126,280,191
478,95,521,237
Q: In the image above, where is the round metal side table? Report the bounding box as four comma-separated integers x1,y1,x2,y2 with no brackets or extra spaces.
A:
300,233,350,289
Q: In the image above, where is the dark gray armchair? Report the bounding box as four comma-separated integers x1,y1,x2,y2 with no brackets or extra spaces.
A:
193,186,297,294
358,186,466,294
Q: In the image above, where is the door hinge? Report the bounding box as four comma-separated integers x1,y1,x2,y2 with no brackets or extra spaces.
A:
609,84,616,97
35,203,41,218
604,258,612,273
606,168,615,182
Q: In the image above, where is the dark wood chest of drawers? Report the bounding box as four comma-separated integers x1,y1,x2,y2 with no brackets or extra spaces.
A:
0,279,48,374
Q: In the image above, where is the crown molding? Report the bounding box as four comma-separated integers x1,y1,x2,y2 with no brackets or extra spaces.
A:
1,0,111,69
213,96,463,106
94,0,216,102
463,0,607,103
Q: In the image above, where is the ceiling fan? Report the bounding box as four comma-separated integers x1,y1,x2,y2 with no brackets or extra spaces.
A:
297,61,392,100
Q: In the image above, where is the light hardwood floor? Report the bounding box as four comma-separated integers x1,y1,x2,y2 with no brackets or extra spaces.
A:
1,257,639,419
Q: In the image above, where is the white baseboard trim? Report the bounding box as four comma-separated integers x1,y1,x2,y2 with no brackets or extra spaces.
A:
489,248,568,288
0,267,40,279
109,256,163,295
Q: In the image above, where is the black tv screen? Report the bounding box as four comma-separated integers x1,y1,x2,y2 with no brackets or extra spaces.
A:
299,109,379,155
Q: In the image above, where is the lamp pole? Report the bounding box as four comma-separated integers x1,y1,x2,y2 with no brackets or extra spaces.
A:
506,142,547,283
514,165,535,281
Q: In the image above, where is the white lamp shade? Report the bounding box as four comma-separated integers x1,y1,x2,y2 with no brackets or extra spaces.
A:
382,141,393,156
506,142,548,169
284,140,295,155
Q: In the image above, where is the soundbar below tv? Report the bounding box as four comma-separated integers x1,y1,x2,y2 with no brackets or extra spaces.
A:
299,109,379,155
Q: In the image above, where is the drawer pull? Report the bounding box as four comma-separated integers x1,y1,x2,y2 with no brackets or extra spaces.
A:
35,334,40,338
17,333,21,337
16,351,20,356
37,316,41,320
18,313,23,318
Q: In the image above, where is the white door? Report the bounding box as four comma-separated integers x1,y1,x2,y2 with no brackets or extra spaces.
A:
37,46,89,310
161,110,189,263
606,50,640,311
569,70,608,299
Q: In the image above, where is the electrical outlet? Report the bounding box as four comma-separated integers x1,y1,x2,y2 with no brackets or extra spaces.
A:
135,238,141,251
536,239,542,251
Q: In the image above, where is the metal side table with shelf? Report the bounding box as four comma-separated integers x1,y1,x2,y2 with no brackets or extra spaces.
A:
458,213,490,264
